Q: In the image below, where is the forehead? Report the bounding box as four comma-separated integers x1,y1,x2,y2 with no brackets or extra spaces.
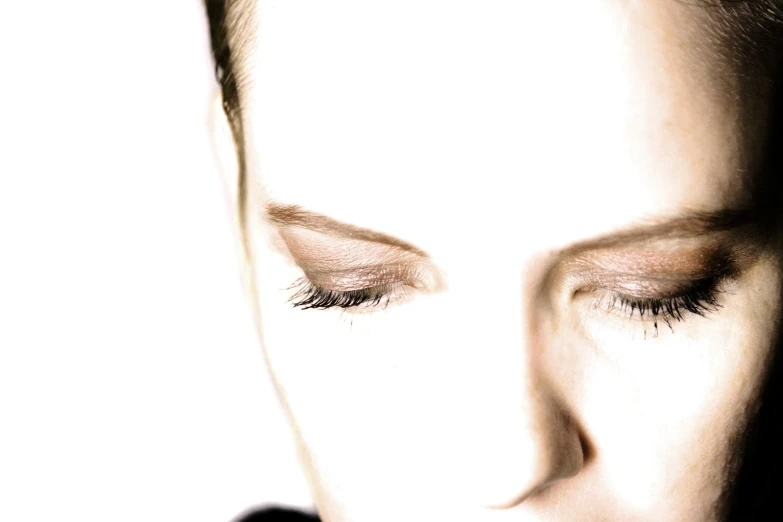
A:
240,0,772,260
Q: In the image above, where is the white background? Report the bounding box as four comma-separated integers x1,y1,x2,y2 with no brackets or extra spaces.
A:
0,1,312,520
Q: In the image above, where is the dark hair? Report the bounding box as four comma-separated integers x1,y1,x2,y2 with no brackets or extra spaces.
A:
203,0,253,239
204,0,246,121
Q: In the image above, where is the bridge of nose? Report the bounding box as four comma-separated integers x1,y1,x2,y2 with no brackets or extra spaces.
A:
435,266,585,509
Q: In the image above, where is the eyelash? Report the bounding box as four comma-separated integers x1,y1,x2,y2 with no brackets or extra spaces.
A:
287,278,400,311
287,276,725,332
598,278,723,333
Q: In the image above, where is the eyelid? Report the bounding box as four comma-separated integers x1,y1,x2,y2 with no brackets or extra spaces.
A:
271,222,440,275
302,263,426,292
571,249,730,277
564,245,738,284
574,274,725,300
268,223,438,293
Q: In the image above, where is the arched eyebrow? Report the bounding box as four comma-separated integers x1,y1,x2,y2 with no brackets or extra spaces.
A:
265,202,429,257
563,207,758,253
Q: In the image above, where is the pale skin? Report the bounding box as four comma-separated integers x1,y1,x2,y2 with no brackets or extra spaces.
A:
213,1,783,520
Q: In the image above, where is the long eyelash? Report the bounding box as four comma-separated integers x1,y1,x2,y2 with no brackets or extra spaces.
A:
606,279,723,335
287,278,393,310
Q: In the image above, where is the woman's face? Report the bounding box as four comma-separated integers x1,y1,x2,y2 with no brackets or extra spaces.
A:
232,1,783,520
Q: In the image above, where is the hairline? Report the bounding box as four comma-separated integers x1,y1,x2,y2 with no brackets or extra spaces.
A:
210,0,783,113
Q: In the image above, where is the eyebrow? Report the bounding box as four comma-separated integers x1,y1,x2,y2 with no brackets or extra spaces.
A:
266,202,758,256
564,207,758,252
266,203,429,256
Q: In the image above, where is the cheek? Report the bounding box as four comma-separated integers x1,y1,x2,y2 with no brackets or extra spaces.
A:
251,240,480,504
573,260,781,515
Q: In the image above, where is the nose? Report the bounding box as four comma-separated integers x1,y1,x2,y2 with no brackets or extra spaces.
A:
471,379,585,509
456,299,585,509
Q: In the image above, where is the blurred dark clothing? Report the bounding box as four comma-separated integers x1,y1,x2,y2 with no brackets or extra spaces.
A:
233,506,321,522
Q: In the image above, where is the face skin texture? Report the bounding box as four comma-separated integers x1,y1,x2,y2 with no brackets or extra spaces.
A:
213,1,783,520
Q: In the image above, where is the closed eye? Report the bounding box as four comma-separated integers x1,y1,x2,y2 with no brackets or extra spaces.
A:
287,278,408,312
591,276,725,336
